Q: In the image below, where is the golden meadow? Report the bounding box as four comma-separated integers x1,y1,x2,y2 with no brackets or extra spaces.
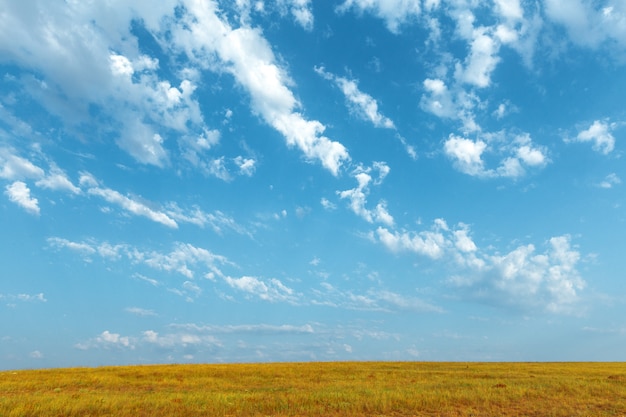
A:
1,362,625,416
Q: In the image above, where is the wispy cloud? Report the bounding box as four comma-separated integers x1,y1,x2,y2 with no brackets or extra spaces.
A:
338,163,394,226
312,283,443,313
125,307,157,317
315,66,395,129
598,173,621,189
315,66,416,158
48,238,232,282
224,275,299,303
0,292,47,304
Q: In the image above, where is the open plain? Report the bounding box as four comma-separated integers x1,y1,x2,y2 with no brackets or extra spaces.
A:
1,362,625,416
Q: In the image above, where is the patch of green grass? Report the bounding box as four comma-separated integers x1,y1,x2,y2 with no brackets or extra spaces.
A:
1,362,625,416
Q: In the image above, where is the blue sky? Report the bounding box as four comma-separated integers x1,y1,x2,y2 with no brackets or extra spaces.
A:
1,0,625,369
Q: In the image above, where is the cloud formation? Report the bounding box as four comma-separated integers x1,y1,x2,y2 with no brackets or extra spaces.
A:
572,120,617,155
4,181,39,215
375,219,585,313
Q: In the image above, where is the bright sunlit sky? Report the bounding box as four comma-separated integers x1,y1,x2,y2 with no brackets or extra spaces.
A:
1,0,626,369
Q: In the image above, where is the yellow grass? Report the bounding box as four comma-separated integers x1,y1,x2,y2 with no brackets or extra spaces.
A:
1,362,625,416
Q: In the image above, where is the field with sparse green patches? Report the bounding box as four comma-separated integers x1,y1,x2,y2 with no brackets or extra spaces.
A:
1,362,625,416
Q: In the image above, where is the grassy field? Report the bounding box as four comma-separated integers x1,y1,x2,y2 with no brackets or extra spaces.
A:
1,362,625,416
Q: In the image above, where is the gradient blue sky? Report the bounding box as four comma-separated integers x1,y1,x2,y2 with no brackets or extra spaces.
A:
1,0,625,369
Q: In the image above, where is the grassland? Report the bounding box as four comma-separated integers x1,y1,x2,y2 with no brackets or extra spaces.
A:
1,362,625,416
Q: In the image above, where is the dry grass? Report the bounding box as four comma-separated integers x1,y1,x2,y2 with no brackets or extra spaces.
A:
1,362,625,416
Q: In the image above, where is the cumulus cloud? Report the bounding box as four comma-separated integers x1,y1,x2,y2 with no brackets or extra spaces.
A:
374,218,585,313
571,120,617,155
444,132,548,178
421,78,456,119
0,1,217,168
444,135,488,176
1,1,334,176
5,181,40,215
376,220,450,259
75,330,135,350
466,235,584,313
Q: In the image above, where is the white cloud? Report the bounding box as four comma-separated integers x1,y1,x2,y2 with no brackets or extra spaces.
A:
544,0,626,49
172,322,315,334
276,0,314,30
139,243,232,279
224,275,298,303
312,284,443,313
573,120,616,155
374,217,585,313
142,330,220,348
95,330,135,349
5,181,40,215
598,173,621,189
484,235,585,313
421,78,456,119
456,27,500,88
454,226,477,253
321,197,337,210
125,307,157,317
35,166,81,194
376,225,447,259
47,237,98,256
87,186,178,228
338,163,394,226
0,149,45,180
164,2,350,175
1,292,47,304
315,67,395,129
2,1,348,174
29,350,43,359
0,2,214,168
49,238,232,282
179,129,221,168
444,135,489,177
376,290,443,313
165,203,250,236
234,156,256,176
337,0,422,34
494,0,523,21
444,132,548,178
